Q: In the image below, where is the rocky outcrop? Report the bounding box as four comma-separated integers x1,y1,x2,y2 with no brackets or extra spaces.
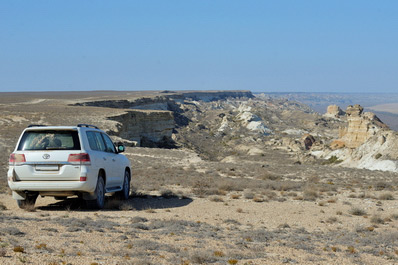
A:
324,105,345,118
237,104,272,135
339,130,398,172
336,104,389,149
302,134,316,150
108,110,175,147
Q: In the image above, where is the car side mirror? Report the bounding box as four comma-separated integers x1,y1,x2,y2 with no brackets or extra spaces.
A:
116,143,125,153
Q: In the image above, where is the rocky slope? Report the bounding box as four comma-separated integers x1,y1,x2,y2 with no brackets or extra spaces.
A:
311,104,398,172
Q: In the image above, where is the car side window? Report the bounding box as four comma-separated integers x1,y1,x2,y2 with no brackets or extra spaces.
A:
94,132,107,152
86,131,99,151
102,133,116,153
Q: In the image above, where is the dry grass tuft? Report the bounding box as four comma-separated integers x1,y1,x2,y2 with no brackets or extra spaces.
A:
370,215,384,224
349,207,367,216
209,196,224,202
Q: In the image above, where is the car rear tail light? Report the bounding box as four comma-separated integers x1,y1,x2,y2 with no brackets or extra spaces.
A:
68,153,91,165
80,177,87,181
9,153,26,166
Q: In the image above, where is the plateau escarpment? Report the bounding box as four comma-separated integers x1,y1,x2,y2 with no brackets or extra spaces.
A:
108,110,175,147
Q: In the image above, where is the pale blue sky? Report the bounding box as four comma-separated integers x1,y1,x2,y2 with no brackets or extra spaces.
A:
1,1,397,93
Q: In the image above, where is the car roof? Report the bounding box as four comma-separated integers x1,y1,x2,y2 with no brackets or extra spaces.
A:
25,124,101,131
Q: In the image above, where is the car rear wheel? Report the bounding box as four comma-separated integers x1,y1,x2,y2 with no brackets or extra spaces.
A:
87,176,105,209
17,194,38,210
115,170,130,200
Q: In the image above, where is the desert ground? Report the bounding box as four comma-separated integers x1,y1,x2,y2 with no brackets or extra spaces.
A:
0,91,398,265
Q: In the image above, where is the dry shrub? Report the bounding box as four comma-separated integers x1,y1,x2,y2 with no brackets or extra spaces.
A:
349,207,367,216
379,193,394,200
370,215,384,224
244,190,254,199
230,194,241,199
253,196,265,203
209,196,224,202
263,190,277,200
326,217,338,224
13,246,24,253
303,188,318,201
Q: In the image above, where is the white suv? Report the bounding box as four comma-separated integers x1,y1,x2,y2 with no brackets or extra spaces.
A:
8,124,131,209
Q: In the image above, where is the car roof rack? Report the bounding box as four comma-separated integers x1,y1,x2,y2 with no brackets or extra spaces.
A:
77,124,99,129
28,124,47,128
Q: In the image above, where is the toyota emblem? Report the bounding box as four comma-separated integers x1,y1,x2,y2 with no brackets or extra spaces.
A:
42,154,50,159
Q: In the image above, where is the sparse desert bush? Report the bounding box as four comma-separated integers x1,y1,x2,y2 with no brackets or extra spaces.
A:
244,190,254,199
119,202,133,211
230,194,241,199
303,188,318,201
375,181,391,191
35,243,47,249
349,207,367,216
278,223,290,229
253,196,265,202
263,190,277,200
213,250,224,257
391,213,398,220
0,202,6,211
326,217,338,224
131,216,148,223
189,250,217,264
379,193,394,200
160,189,175,198
370,215,384,224
0,248,6,257
323,156,343,165
209,196,224,202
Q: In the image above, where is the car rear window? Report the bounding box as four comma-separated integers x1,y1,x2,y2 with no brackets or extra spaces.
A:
17,130,81,151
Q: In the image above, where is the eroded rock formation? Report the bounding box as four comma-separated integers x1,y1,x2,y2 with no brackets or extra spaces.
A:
336,104,388,149
324,105,345,118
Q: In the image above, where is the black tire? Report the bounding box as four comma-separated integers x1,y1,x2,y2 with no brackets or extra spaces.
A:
115,170,130,200
17,194,38,210
87,176,105,209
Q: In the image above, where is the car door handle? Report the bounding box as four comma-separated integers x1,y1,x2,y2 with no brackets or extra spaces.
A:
103,157,107,161
112,159,116,162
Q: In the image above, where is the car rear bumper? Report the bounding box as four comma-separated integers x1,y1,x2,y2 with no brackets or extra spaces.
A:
7,167,97,193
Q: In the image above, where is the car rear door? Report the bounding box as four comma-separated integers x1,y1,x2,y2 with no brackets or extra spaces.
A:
101,133,124,188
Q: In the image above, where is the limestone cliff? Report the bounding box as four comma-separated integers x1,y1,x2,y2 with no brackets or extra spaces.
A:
335,104,388,149
108,110,175,147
